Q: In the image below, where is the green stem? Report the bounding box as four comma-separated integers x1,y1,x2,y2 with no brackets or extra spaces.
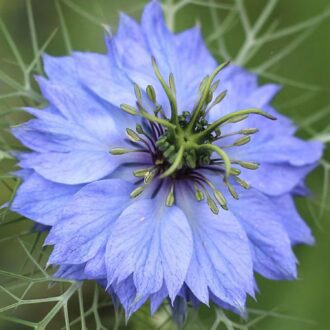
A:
152,57,179,126
139,108,176,130
160,145,185,178
197,143,232,179
187,61,230,132
193,108,276,141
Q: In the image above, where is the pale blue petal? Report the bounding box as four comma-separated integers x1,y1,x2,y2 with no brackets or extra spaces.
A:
11,172,82,225
272,194,314,245
111,275,148,320
239,163,317,196
228,187,298,280
176,183,254,311
18,150,122,185
46,179,133,264
106,196,193,301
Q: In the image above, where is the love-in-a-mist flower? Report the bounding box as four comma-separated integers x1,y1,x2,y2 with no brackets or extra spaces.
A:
11,0,323,320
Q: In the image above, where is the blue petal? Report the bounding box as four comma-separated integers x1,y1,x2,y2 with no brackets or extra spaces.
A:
176,183,254,311
174,27,217,111
54,264,87,280
36,77,123,144
106,196,193,301
84,246,107,279
111,275,149,320
141,0,177,82
150,282,168,315
18,150,122,185
72,52,136,109
11,172,82,225
232,135,323,167
43,54,77,85
238,162,318,196
272,194,314,245
228,187,298,280
46,179,133,264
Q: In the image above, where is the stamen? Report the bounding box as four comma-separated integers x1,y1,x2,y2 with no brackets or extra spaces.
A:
144,167,158,184
126,128,141,142
130,186,145,198
166,183,175,206
234,176,250,189
146,85,156,103
133,168,150,177
194,183,205,201
134,83,142,101
224,180,239,200
110,148,149,155
234,160,260,170
206,90,227,115
190,173,228,210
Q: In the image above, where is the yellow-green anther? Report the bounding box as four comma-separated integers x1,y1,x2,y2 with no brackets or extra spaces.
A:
206,90,213,104
146,85,156,103
126,128,141,142
136,124,143,134
227,114,249,124
211,79,220,93
134,83,142,100
207,196,219,215
130,186,145,198
241,128,258,135
213,90,227,106
194,184,205,201
233,136,251,146
214,190,228,210
133,169,149,177
110,148,143,155
235,176,250,189
236,161,260,170
230,167,241,176
226,182,239,200
120,104,137,115
169,73,176,95
144,168,157,184
166,184,175,206
199,76,209,93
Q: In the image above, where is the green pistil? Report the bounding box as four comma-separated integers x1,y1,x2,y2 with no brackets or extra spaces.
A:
112,57,276,213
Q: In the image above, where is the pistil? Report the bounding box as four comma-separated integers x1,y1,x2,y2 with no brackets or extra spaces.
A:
110,57,276,213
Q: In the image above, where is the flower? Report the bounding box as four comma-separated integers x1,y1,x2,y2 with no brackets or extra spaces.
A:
11,0,322,321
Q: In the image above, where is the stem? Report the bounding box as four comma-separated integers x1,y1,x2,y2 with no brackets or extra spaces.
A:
152,57,179,126
187,61,230,133
196,144,231,179
160,145,185,178
193,108,276,141
139,107,176,130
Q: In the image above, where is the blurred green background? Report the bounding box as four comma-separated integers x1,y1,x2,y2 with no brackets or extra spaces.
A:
0,0,330,329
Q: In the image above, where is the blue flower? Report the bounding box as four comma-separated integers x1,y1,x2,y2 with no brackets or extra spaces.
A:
11,0,322,320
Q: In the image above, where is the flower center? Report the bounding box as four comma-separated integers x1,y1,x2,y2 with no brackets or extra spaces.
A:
110,58,276,214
